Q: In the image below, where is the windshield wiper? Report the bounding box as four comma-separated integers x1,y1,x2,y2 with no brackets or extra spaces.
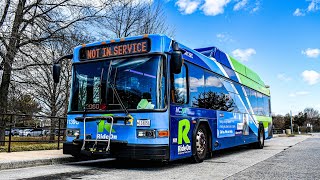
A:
99,67,104,106
109,83,129,116
106,61,129,116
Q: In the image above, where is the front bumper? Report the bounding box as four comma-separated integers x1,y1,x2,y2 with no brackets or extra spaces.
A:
63,140,169,161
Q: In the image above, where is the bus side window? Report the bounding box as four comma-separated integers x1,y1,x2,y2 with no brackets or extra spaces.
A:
256,92,264,116
171,64,188,104
204,71,230,111
189,64,205,108
252,90,258,115
268,97,271,117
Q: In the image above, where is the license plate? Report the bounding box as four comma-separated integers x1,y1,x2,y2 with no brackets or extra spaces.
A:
137,119,151,127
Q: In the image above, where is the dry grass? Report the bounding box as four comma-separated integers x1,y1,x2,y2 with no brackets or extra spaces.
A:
0,136,64,152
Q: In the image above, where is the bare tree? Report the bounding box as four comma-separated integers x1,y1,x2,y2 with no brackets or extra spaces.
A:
6,83,41,115
304,108,320,127
14,31,93,140
16,33,92,115
294,112,307,127
0,0,174,145
136,0,173,36
97,0,174,38
0,0,112,145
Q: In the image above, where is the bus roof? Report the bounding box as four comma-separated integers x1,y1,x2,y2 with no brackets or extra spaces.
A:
192,46,270,96
72,34,270,96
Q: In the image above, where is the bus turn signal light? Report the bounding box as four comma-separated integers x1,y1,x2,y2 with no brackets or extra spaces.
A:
158,130,169,137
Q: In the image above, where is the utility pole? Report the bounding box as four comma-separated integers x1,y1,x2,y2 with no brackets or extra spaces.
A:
290,110,293,134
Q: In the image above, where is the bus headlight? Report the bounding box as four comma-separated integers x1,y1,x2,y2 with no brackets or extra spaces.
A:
137,129,155,138
74,131,80,139
67,128,80,139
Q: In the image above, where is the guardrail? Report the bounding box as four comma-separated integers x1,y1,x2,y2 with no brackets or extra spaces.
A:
273,128,284,134
0,113,66,152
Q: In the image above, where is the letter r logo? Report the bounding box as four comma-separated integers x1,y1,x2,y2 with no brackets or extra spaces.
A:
98,120,115,133
178,119,190,144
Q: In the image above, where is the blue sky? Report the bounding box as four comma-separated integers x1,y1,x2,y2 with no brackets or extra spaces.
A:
161,0,320,115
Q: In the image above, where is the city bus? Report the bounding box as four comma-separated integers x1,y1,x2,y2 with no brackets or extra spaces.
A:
53,34,272,162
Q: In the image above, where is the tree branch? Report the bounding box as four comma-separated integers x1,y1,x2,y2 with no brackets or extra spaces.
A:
0,0,11,28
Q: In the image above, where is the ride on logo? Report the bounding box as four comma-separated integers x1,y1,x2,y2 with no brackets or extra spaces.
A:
178,119,191,155
97,120,117,139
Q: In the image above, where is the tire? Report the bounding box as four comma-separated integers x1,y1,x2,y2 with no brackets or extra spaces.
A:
27,134,31,137
192,124,208,163
253,124,265,149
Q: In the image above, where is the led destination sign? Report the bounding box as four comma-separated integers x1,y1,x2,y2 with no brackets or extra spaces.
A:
80,38,151,60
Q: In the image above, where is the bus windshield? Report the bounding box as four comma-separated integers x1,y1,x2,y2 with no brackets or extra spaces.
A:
69,56,166,112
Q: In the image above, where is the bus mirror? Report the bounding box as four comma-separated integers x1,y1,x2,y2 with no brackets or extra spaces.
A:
52,54,73,84
171,41,183,74
170,50,183,74
53,63,61,83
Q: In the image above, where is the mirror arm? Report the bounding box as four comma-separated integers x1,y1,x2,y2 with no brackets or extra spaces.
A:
53,54,73,64
166,48,185,55
52,54,73,84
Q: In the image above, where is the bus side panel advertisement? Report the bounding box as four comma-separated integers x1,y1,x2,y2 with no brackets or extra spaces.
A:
169,116,193,160
217,111,249,138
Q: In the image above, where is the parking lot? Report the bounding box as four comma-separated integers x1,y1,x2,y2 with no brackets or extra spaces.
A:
5,128,64,137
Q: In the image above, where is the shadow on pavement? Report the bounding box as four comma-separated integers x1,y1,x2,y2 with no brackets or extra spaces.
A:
66,144,255,170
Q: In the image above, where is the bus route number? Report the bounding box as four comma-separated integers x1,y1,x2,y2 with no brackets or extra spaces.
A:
86,104,100,110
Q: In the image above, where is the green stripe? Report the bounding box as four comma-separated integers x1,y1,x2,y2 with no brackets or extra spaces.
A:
255,115,272,128
230,56,246,75
229,56,270,96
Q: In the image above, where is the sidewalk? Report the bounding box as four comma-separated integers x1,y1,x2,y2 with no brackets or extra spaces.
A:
0,150,75,170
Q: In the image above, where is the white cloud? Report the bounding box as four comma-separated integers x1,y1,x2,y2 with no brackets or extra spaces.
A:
293,8,305,16
190,76,204,92
296,91,310,95
216,33,234,43
294,0,320,16
175,77,187,85
201,0,231,16
190,76,204,87
302,48,320,58
302,70,320,85
175,0,260,15
206,76,223,87
233,0,248,11
288,93,295,97
217,33,225,39
251,0,260,13
175,0,201,14
112,0,153,6
277,73,292,82
136,0,153,4
231,48,256,61
289,91,310,97
307,0,320,12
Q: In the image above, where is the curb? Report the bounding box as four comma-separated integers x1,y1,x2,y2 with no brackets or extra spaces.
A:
0,157,76,171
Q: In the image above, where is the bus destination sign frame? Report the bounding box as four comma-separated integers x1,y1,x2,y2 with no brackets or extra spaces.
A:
79,38,151,60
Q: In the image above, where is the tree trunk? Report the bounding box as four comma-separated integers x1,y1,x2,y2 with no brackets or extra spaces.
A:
49,82,58,141
0,0,25,146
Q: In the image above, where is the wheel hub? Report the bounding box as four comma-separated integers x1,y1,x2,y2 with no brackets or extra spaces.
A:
196,129,206,156
260,129,264,143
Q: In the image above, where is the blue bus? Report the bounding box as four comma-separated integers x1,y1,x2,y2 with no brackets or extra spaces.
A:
53,34,272,162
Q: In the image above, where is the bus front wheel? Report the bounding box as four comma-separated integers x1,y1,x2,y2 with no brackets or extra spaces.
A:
192,124,208,163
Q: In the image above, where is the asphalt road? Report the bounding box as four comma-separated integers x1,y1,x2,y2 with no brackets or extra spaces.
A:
1,134,318,180
227,133,320,180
